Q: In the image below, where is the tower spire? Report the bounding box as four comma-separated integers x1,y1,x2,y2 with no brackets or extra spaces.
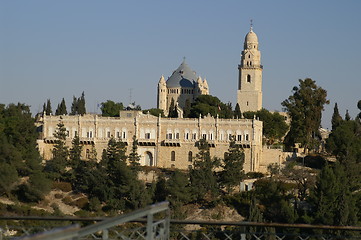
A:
250,19,253,32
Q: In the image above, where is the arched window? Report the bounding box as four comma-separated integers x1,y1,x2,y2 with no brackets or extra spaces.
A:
171,151,175,161
145,151,153,166
188,151,193,162
247,74,251,83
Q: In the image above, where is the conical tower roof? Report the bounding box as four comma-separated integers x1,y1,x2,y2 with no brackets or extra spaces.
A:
166,60,197,88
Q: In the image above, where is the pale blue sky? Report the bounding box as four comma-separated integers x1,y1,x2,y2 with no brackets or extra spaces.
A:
1,1,361,129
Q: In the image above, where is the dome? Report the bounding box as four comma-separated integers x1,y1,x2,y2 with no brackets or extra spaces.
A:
166,60,196,88
245,29,258,43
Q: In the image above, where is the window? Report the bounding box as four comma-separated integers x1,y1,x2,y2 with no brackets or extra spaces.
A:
166,133,172,139
185,132,189,140
245,133,249,141
192,132,197,140
237,134,242,141
74,130,78,137
107,131,111,138
202,134,207,140
175,132,180,139
247,74,251,83
145,132,151,139
171,151,175,161
86,149,90,159
188,151,193,162
209,133,213,140
228,134,233,141
117,131,121,138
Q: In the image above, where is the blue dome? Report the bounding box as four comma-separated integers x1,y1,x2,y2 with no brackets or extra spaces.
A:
166,61,197,88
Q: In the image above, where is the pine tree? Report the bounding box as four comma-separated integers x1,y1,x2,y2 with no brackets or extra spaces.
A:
219,140,245,193
234,103,242,119
357,100,361,119
45,121,69,181
190,139,220,201
128,135,141,172
331,103,343,131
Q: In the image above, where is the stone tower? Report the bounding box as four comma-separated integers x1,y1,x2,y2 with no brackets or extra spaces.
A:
237,25,263,112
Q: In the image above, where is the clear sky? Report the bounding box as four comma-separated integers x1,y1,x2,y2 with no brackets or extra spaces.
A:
1,0,360,129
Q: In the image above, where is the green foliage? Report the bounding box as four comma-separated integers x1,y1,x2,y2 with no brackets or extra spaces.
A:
243,109,289,145
331,103,343,131
142,108,165,117
311,162,357,226
345,109,351,121
190,139,220,201
167,170,192,205
128,136,141,172
101,100,124,117
17,171,52,202
0,162,18,197
188,95,233,119
45,121,69,181
183,98,192,118
70,92,86,115
219,141,245,193
0,103,42,175
253,178,297,223
234,103,242,119
281,78,329,151
45,99,52,115
168,98,178,118
55,98,67,115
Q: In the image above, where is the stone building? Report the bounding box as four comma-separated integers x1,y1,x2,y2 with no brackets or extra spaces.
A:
157,59,209,117
36,26,276,173
36,111,263,172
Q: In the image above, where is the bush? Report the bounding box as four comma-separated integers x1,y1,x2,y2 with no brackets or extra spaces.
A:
54,193,63,199
71,197,89,209
52,182,72,192
62,196,72,205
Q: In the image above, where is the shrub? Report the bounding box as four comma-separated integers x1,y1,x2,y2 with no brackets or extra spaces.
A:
52,182,72,192
71,197,89,209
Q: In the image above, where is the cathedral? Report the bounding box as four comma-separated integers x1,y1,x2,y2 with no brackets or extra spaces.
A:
35,26,280,173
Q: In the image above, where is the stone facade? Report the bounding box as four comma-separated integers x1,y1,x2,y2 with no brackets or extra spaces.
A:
36,111,263,172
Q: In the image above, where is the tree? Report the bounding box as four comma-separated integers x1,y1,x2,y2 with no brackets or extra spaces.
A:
45,99,52,115
281,78,329,152
357,100,361,119
243,109,289,145
190,139,220,201
189,95,233,119
331,103,343,131
70,92,86,115
219,141,245,193
77,91,86,115
128,135,140,173
101,100,124,117
142,108,165,117
55,98,67,115
45,121,69,181
0,162,18,197
311,162,357,226
183,98,192,118
234,103,242,119
168,98,178,118
345,109,351,121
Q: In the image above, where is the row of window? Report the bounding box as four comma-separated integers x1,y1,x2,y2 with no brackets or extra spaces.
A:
170,151,193,162
48,127,250,142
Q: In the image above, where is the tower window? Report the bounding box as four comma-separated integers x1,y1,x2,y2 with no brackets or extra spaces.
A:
188,151,193,162
247,75,251,83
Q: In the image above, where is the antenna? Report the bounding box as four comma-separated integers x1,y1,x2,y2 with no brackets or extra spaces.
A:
250,19,253,31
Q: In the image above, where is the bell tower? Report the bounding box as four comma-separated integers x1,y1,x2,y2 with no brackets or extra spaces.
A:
237,23,263,112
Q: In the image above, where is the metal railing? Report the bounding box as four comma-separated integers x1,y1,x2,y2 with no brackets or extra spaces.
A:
2,204,361,239
3,201,170,240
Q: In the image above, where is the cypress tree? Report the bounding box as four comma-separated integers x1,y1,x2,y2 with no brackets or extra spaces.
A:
70,96,77,115
331,103,343,130
345,109,351,121
55,98,67,115
234,103,242,119
45,99,52,115
77,91,86,115
128,135,141,173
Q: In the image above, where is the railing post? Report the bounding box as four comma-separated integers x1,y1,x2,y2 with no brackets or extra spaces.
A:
102,229,108,240
146,212,154,240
